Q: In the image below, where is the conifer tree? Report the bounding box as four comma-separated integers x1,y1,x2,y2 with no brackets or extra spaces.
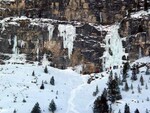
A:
146,108,149,113
50,76,55,85
138,85,141,93
32,71,35,76
140,75,144,86
146,67,150,75
135,108,140,113
107,79,122,103
131,83,133,90
124,103,130,113
145,83,148,90
93,89,109,113
124,82,129,91
31,102,41,113
44,66,48,73
49,99,56,113
122,62,130,82
131,67,137,81
118,109,121,113
40,81,44,89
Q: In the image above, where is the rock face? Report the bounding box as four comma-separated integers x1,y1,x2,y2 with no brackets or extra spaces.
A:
119,15,150,61
0,18,105,73
0,0,149,24
0,0,150,73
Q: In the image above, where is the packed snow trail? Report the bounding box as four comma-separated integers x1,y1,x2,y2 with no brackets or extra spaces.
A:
66,76,87,113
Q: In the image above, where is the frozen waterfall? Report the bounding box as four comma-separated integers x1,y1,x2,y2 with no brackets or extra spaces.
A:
102,24,125,70
58,24,76,58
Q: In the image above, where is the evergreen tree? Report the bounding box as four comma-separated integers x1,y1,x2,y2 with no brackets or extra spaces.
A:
135,108,140,113
50,76,55,85
124,82,129,91
131,83,133,90
93,85,99,96
146,108,149,113
107,79,122,103
31,102,41,113
122,62,130,82
32,71,35,76
131,67,137,81
13,109,17,113
138,85,141,93
44,66,48,73
118,109,121,113
49,99,56,113
124,103,130,113
119,75,123,85
93,89,109,113
140,75,144,86
40,81,44,89
145,83,148,90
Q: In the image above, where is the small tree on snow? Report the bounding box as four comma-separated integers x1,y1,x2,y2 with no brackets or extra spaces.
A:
32,71,35,76
146,109,149,113
49,99,56,113
145,83,148,90
40,81,44,89
44,66,48,73
124,103,130,113
93,85,99,96
138,85,141,93
31,102,41,113
140,75,144,86
50,76,55,85
131,84,133,90
134,108,140,113
124,82,129,91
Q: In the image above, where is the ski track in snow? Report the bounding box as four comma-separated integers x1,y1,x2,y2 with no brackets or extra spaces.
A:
67,76,87,113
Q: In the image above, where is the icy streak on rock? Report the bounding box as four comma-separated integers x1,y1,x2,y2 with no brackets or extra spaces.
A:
58,24,76,58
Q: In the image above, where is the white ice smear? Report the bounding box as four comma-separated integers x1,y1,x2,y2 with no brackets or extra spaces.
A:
102,24,124,70
58,24,76,58
42,54,50,66
48,24,54,41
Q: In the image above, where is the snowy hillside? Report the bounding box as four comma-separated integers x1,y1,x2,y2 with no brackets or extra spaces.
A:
0,56,150,113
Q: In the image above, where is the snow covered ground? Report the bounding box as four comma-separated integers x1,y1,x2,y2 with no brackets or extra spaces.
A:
0,56,149,113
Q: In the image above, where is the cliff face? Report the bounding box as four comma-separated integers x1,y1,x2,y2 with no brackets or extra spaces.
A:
0,0,150,73
0,17,106,73
0,0,149,24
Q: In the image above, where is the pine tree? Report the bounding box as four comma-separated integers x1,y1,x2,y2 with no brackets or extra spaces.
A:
50,76,55,85
44,66,48,73
118,109,121,113
124,103,130,113
40,81,44,89
131,67,137,81
93,85,99,96
124,82,129,91
131,83,133,90
140,75,144,86
122,62,130,82
145,83,148,90
93,89,109,113
135,108,140,113
146,108,149,113
13,109,17,113
138,85,141,93
49,99,56,113
31,102,41,113
32,71,35,76
107,79,122,103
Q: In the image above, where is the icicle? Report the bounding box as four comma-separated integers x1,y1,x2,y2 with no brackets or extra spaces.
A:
36,40,39,61
12,35,18,55
58,24,76,58
48,24,54,41
138,46,142,58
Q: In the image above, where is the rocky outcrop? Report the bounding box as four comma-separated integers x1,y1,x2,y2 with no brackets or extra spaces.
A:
0,0,149,24
0,17,105,73
119,14,150,61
